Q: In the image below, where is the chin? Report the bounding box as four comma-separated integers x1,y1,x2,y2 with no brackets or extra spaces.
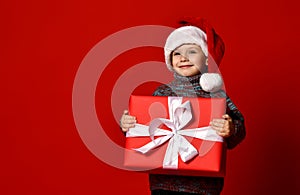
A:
180,73,197,77
174,68,200,77
182,71,200,77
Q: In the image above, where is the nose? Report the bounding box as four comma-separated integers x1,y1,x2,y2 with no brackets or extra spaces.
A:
180,54,189,62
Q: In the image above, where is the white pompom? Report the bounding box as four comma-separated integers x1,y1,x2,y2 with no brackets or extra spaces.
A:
200,73,223,92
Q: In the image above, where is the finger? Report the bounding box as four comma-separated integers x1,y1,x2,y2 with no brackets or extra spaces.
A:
210,120,230,136
217,131,230,138
121,123,136,132
122,110,136,121
122,111,136,121
222,115,234,136
121,119,136,131
123,113,136,122
121,127,129,132
123,118,136,126
223,121,230,129
211,118,226,124
123,114,135,120
220,124,232,136
210,123,223,132
222,114,232,121
210,119,225,128
120,110,136,130
121,115,136,123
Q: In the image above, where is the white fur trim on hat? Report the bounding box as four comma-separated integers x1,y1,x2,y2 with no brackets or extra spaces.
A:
164,26,207,71
200,73,223,92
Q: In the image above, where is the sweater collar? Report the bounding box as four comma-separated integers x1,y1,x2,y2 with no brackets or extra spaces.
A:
173,72,201,85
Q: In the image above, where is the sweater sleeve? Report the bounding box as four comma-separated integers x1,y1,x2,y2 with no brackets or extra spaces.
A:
152,84,174,96
224,94,246,149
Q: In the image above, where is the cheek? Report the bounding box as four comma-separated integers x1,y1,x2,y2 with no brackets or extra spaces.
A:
193,57,207,71
171,57,179,66
191,56,205,66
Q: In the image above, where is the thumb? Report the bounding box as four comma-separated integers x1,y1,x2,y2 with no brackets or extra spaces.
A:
123,110,129,115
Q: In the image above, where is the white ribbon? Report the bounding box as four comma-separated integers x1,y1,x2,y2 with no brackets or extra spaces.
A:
126,97,223,169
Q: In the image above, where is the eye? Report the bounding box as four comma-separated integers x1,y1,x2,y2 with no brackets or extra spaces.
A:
188,49,197,54
173,52,181,56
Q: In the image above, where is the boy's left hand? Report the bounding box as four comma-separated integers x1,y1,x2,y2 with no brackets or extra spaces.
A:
210,114,234,138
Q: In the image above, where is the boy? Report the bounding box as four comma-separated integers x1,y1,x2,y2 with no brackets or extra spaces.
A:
121,18,246,195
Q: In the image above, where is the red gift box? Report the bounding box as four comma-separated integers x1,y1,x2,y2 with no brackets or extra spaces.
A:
124,95,227,177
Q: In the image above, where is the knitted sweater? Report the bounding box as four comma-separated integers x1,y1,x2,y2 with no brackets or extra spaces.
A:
149,72,246,194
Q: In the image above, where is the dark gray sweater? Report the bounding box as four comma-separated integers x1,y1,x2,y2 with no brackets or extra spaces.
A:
150,72,246,194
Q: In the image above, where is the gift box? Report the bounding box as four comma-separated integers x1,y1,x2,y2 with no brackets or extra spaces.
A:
124,95,227,177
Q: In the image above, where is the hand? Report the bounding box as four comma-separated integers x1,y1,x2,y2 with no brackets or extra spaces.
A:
210,114,234,138
120,110,136,132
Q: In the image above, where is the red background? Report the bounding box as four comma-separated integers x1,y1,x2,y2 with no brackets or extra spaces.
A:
1,0,300,194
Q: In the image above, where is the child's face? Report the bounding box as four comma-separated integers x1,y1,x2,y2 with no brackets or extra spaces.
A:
171,44,207,77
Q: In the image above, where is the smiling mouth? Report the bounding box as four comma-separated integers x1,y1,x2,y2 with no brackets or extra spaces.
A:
179,65,193,68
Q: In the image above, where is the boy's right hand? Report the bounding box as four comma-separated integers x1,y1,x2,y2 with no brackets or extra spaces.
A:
120,110,136,132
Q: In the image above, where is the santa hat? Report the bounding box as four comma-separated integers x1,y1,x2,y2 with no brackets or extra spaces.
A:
164,17,225,72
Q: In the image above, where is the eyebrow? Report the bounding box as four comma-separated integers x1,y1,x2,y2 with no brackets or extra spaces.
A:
174,46,200,52
186,45,200,49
